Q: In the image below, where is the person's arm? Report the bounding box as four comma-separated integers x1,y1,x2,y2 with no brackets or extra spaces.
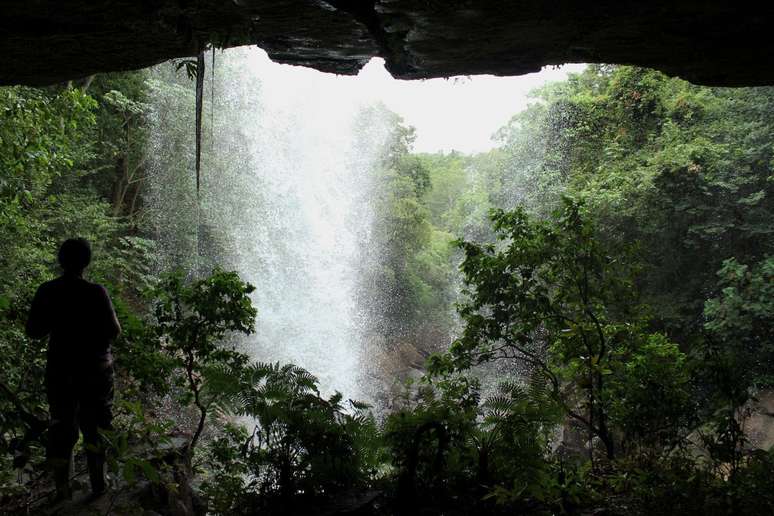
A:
25,285,50,339
99,286,121,340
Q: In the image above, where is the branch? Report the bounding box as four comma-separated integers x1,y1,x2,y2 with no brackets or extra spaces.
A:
185,348,207,454
492,343,601,435
128,156,148,181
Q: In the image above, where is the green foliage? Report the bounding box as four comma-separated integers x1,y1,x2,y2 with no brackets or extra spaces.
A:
607,449,774,516
0,86,98,311
0,84,156,498
102,400,172,488
2,61,774,515
384,375,480,503
85,70,151,216
200,423,252,514
694,257,774,479
704,257,774,387
454,64,774,512
428,193,768,511
384,371,575,513
495,66,774,342
148,268,256,454
608,334,694,454
441,198,646,459
150,268,256,349
477,376,563,491
111,296,177,397
359,107,437,337
0,86,96,202
201,362,383,514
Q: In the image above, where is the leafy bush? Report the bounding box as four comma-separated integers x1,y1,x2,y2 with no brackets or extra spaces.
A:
442,198,645,461
383,372,569,514
608,334,695,456
201,362,383,514
147,268,256,456
384,374,480,509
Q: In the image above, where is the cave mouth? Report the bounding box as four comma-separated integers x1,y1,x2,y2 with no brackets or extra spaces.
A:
2,10,774,513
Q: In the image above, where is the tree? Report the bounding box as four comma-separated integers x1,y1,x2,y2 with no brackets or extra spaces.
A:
704,256,774,388
148,269,256,456
436,198,694,461
493,66,774,341
355,105,438,340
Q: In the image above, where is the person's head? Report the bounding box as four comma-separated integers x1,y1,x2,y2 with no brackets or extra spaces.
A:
58,238,91,275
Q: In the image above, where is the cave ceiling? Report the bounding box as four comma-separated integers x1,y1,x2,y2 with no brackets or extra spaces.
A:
1,1,772,87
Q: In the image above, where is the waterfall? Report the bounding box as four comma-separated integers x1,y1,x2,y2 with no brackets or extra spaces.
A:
145,47,391,400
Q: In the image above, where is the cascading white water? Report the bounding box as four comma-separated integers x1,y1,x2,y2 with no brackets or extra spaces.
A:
144,48,583,402
145,47,393,400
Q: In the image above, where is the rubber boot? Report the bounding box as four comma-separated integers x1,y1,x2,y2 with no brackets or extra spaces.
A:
86,451,107,496
52,458,72,502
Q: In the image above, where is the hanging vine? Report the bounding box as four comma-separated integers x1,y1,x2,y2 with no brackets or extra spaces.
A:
211,47,216,146
195,50,205,196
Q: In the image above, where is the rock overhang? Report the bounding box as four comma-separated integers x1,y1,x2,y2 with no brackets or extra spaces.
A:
1,1,772,86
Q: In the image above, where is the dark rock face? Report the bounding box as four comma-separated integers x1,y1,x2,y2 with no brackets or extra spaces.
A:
1,1,772,86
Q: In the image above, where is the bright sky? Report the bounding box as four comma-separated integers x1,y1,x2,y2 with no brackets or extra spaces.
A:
247,48,585,155
355,59,586,154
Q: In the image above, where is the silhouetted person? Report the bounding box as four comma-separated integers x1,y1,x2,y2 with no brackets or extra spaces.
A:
26,238,121,501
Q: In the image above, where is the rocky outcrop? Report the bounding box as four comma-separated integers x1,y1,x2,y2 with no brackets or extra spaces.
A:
1,1,773,86
746,390,774,451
